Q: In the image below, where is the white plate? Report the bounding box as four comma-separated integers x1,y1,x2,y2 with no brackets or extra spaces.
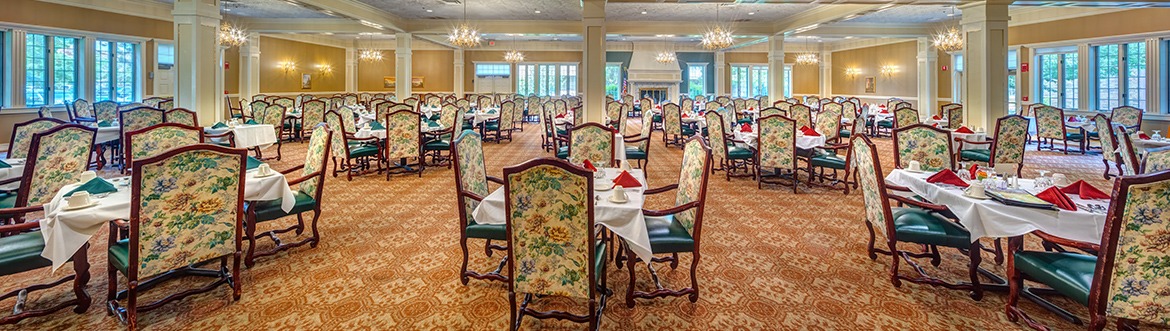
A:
963,193,991,200
595,185,612,192
62,200,99,211
608,195,629,204
5,159,24,165
904,168,926,173
252,171,276,178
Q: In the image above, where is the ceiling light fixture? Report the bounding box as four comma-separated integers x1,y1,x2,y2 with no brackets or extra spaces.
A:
426,9,433,13
699,4,734,50
503,34,524,63
218,22,248,47
534,10,541,13
932,7,963,53
795,37,819,66
656,35,676,64
357,35,383,63
448,0,481,48
748,12,755,15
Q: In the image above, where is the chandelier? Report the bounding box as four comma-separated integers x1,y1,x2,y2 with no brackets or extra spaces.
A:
504,50,525,63
359,49,383,62
448,0,481,48
655,51,677,64
795,53,819,66
932,26,964,53
218,22,248,48
699,4,734,50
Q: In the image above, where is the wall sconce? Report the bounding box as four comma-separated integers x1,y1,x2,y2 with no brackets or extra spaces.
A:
316,64,333,76
845,68,862,79
278,61,297,75
880,65,898,77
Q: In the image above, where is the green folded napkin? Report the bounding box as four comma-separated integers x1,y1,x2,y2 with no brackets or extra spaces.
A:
0,160,9,169
65,178,117,197
245,119,258,125
211,122,228,129
487,109,497,114
370,121,385,130
98,120,113,127
246,156,262,170
428,114,441,121
426,120,440,127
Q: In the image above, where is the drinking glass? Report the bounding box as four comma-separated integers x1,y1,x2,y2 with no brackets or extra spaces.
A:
1153,130,1163,141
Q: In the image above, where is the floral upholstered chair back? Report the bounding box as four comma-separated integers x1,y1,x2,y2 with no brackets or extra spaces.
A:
716,95,731,105
554,99,568,117
72,99,93,118
745,98,760,111
324,111,349,160
424,95,441,108
300,126,332,196
893,124,952,172
132,147,242,279
94,100,119,123
804,97,819,110
25,125,95,206
403,97,419,109
817,102,843,141
841,101,858,122
851,135,890,229
1035,105,1066,140
120,107,165,133
248,100,269,118
681,98,694,113
343,94,359,106
621,94,634,106
259,104,287,137
505,161,594,299
885,98,902,111
439,104,459,131
165,108,198,127
37,106,52,119
705,111,728,166
1110,106,1143,131
785,97,800,105
1094,114,1117,163
569,124,615,167
499,101,517,132
758,115,797,172
385,110,421,161
8,118,63,159
759,95,770,107
992,115,1029,166
790,104,813,130
374,100,394,124
1114,124,1141,176
675,138,711,232
942,103,964,129
704,101,721,113
1143,148,1170,174
635,110,654,153
606,102,623,124
893,106,919,129
158,99,174,111
454,131,488,220
733,98,747,112
478,95,494,110
302,100,327,127
760,107,784,119
774,101,793,113
272,97,295,114
127,124,202,170
664,102,682,137
1094,172,1170,326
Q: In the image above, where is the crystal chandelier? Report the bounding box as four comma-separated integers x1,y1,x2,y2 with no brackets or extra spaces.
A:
503,34,524,63
359,49,383,62
795,53,819,66
218,22,248,48
932,26,964,53
655,51,677,64
448,0,481,48
699,4,734,50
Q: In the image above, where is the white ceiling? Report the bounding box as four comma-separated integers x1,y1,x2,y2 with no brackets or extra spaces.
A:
356,0,583,20
157,0,337,19
843,5,956,24
605,3,818,22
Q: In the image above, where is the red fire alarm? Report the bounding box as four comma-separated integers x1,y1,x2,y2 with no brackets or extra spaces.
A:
1021,63,1029,73
224,62,230,69
1022,96,1029,102
489,41,495,46
941,65,948,71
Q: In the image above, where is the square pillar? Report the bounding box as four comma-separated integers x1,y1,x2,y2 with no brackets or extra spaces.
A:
345,46,356,93
238,33,260,101
767,36,785,102
820,51,832,97
581,0,606,123
173,0,223,125
395,33,412,100
917,37,938,117
714,51,726,96
960,2,1009,130
454,49,465,98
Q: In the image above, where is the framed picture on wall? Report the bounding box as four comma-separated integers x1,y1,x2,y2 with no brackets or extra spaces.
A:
384,76,396,88
411,76,424,88
301,74,312,89
864,77,876,93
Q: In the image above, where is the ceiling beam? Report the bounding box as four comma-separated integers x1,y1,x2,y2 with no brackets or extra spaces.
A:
793,24,934,38
37,0,174,21
407,20,583,35
240,18,382,34
772,3,891,35
296,0,409,33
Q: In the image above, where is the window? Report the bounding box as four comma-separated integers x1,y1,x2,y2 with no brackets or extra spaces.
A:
729,64,767,98
687,63,706,97
95,40,138,102
1096,44,1120,110
783,65,793,98
605,63,621,98
952,54,964,104
1038,51,1078,109
25,34,81,107
52,36,79,106
474,63,510,77
515,63,577,97
25,34,49,106
157,43,174,69
516,64,535,95
1007,50,1017,114
559,64,577,96
1093,42,1146,111
1126,43,1147,109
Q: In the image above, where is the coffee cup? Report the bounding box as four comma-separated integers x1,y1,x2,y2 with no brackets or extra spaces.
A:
966,182,987,198
908,160,921,172
258,164,272,176
1052,173,1070,187
78,170,97,184
612,186,628,202
67,191,91,208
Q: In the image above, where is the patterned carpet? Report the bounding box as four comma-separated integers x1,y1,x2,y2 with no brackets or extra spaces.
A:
1,120,1157,330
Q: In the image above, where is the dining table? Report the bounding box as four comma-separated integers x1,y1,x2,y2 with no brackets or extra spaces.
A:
733,128,827,150
204,124,278,149
40,167,298,272
472,168,653,264
0,158,27,191
951,130,990,153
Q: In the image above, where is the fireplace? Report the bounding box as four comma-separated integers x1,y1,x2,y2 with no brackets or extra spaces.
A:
625,43,682,104
640,88,669,104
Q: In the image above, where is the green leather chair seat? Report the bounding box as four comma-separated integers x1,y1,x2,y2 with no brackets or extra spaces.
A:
245,191,318,223
556,146,569,159
810,155,846,169
348,144,379,158
0,193,16,210
877,120,894,129
840,130,851,138
1088,131,1099,138
736,118,753,124
1066,132,1085,141
891,208,971,248
282,123,302,130
428,114,441,121
212,141,234,148
593,241,606,283
424,140,450,151
485,122,499,131
108,239,130,275
1014,251,1096,306
466,219,505,241
625,148,647,160
652,115,662,123
0,232,53,276
728,147,753,160
960,149,991,162
681,126,696,136
645,215,694,253
462,123,475,130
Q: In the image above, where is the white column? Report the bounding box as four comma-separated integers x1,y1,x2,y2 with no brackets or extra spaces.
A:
714,51,726,96
582,0,606,123
345,46,356,93
238,33,260,101
1147,38,1161,118
395,33,412,100
960,2,1009,130
1077,44,1090,111
10,30,26,107
917,37,938,117
453,48,465,98
173,0,222,125
767,36,785,102
83,36,95,102
820,50,832,97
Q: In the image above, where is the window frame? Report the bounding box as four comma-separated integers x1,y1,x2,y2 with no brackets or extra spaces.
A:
94,39,139,103
686,62,707,98
729,63,768,99
1035,48,1079,110
1092,41,1148,111
514,62,579,97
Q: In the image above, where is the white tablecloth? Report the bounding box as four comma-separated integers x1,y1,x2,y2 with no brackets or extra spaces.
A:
885,169,1109,244
95,126,121,144
734,131,826,150
355,128,385,140
0,159,26,190
1133,137,1170,154
465,109,500,126
41,171,296,272
205,124,277,149
952,131,989,153
472,168,653,263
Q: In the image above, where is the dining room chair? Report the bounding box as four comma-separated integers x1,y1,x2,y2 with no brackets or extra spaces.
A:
893,106,920,129
956,115,1030,177
248,100,269,121
624,113,654,171
892,124,954,172
160,107,196,126
663,101,692,148
324,110,380,180
1035,105,1086,154
840,102,859,138
756,114,801,192
1089,114,1121,179
243,125,332,268
6,118,64,160
142,97,164,108
606,101,623,130
804,96,820,110
745,98,760,112
106,144,245,330
504,158,609,330
69,99,95,124
301,99,327,136
0,210,92,325
1113,123,1142,176
123,123,203,172
1141,146,1170,174
0,124,95,218
850,134,985,301
383,109,425,179
452,130,508,284
622,137,711,308
1109,105,1143,133
1005,170,1170,331
478,95,494,111
93,100,119,124
705,111,755,181
759,107,784,119
941,103,964,129
255,103,289,161
817,102,844,143
343,94,359,107
486,100,516,143
225,97,242,119
158,99,174,111
569,122,617,167
554,99,569,118
36,106,53,119
733,98,752,125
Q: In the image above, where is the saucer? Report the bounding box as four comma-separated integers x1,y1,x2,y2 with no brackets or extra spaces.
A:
595,185,612,192
904,168,926,173
253,171,276,178
963,193,991,200
62,201,99,211
608,195,629,204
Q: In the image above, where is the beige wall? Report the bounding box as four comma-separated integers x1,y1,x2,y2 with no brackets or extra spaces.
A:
258,37,346,93
224,47,240,95
411,50,455,92
356,52,397,92
785,53,821,95
831,41,919,104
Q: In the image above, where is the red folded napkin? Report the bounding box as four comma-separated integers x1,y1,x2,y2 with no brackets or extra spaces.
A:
968,163,979,179
555,114,566,119
612,170,642,188
880,109,890,114
741,124,753,133
583,159,598,172
1139,133,1152,140
1060,180,1110,200
926,169,970,188
932,123,940,128
956,126,975,134
1068,116,1079,122
1037,186,1077,211
799,126,819,136
681,113,689,118
932,115,942,120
